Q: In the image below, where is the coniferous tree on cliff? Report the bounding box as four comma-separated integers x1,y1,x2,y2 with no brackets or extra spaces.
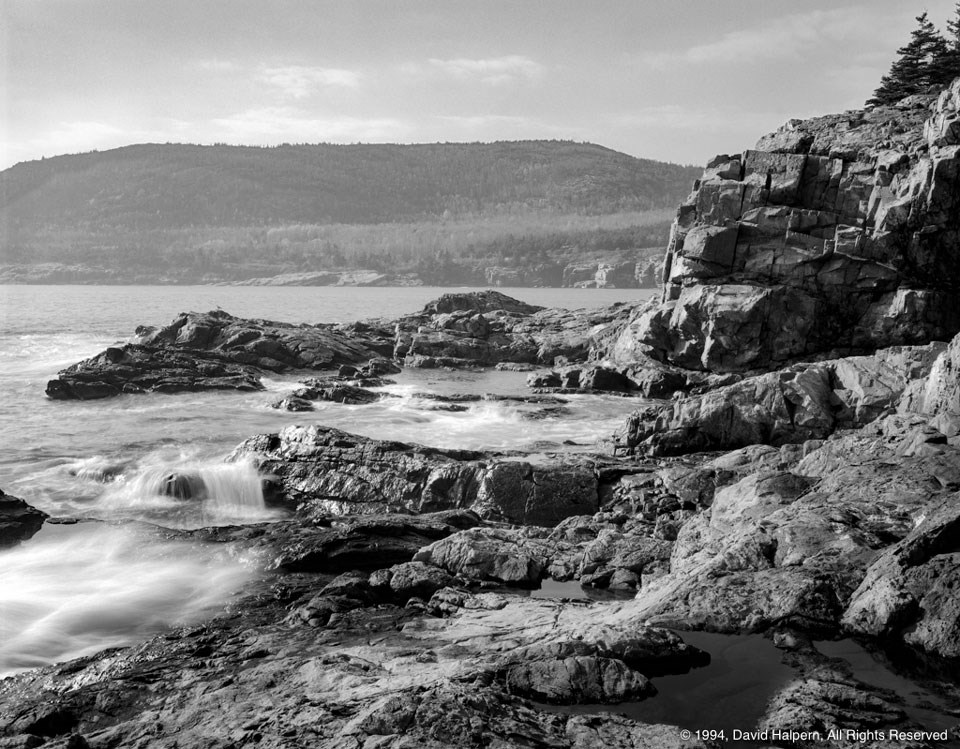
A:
936,2,960,84
868,12,949,105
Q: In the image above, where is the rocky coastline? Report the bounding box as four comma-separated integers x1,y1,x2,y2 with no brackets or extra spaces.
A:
6,84,960,748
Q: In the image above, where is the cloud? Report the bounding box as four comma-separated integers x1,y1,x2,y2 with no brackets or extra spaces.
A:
209,107,409,142
2,119,175,166
434,114,582,141
412,55,545,85
613,105,789,137
642,6,904,68
256,66,363,99
196,59,240,73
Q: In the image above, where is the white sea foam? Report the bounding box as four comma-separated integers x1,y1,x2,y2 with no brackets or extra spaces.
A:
0,522,255,677
95,457,280,528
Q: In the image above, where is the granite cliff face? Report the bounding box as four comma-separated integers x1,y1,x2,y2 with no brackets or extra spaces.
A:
608,86,960,374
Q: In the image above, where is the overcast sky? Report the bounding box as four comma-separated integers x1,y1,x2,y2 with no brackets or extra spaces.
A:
3,0,958,170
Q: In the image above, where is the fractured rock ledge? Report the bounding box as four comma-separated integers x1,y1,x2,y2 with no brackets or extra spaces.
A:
606,89,960,375
230,425,600,527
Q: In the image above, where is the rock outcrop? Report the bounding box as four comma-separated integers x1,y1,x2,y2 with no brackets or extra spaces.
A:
230,425,600,526
0,489,47,547
46,310,395,399
46,291,644,398
607,90,960,374
616,342,947,456
46,344,265,399
394,290,638,368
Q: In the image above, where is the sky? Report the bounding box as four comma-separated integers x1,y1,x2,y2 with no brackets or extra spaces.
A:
3,0,959,170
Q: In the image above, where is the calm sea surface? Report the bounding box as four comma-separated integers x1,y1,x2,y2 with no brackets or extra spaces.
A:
0,284,655,674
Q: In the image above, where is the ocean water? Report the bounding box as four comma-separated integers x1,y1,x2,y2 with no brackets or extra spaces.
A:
0,284,655,676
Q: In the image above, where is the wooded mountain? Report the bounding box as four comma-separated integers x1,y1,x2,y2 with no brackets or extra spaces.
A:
0,141,699,285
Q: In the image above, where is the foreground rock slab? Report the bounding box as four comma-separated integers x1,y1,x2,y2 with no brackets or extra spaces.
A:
0,572,713,748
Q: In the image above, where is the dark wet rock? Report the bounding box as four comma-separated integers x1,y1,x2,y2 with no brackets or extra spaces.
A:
758,668,932,749
0,489,47,548
46,308,394,399
270,395,314,411
271,511,482,572
181,509,481,574
303,383,383,404
230,425,599,526
48,292,642,397
527,365,637,393
158,472,205,500
527,370,562,388
137,309,394,369
361,356,401,376
45,344,264,400
579,366,635,392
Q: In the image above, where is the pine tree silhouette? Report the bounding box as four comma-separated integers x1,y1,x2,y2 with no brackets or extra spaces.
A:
868,12,949,105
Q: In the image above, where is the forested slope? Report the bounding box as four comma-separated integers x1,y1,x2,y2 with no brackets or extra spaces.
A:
0,141,699,285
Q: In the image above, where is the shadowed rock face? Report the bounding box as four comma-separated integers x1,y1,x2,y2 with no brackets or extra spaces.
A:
0,489,47,547
607,89,960,374
45,344,265,399
45,310,395,399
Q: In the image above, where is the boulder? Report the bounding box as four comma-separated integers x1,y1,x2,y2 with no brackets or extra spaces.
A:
842,494,960,658
413,527,552,585
502,655,653,704
368,561,456,602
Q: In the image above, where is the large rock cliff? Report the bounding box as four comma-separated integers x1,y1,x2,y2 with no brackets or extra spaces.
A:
607,85,960,374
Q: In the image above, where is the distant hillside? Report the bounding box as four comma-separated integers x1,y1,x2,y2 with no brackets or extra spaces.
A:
0,141,699,285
